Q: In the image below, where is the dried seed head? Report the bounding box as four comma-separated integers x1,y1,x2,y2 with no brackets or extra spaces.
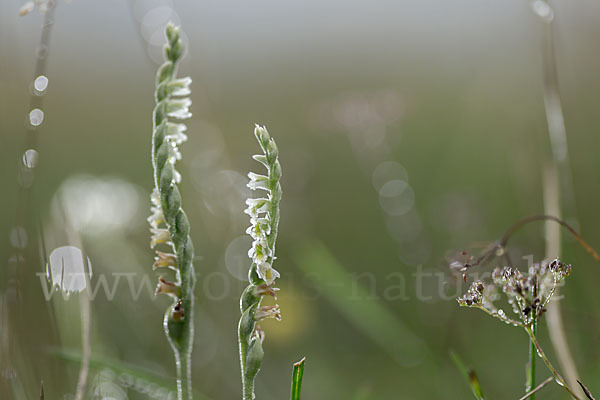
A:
459,258,573,327
457,281,485,307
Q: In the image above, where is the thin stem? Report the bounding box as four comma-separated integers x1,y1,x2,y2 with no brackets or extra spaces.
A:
500,215,600,263
519,376,554,400
525,327,581,400
527,321,537,398
543,163,583,397
474,305,523,328
466,215,600,270
180,347,192,400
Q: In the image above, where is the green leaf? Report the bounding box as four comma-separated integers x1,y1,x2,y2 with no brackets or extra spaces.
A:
290,357,306,400
449,350,484,400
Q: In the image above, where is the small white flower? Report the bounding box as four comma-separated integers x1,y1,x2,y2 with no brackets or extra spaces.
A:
245,198,269,209
248,239,271,263
173,168,182,184
246,224,261,240
257,262,280,285
150,228,171,248
169,141,182,162
246,217,270,238
148,189,165,228
250,216,271,229
147,206,164,229
167,77,192,97
167,123,188,144
246,221,271,240
150,188,161,206
247,173,269,191
244,198,270,217
166,98,192,119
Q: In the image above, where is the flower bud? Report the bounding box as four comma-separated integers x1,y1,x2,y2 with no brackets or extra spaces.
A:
265,139,278,165
254,125,270,147
165,23,179,46
270,162,282,182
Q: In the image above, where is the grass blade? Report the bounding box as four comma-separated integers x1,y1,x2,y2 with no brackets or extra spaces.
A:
293,240,428,366
449,350,484,400
290,357,306,400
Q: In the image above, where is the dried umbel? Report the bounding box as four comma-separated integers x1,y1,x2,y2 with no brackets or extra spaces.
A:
457,258,583,399
238,125,283,400
457,259,571,328
148,23,195,400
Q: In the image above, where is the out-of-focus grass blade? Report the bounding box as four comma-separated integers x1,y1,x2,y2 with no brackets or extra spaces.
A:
293,240,429,366
578,380,596,400
48,347,213,400
290,357,306,400
449,350,484,400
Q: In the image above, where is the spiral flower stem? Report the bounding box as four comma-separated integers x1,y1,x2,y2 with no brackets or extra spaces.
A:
149,23,195,400
238,125,283,400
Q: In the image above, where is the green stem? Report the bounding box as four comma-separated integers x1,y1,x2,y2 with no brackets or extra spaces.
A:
243,375,255,400
527,321,537,399
180,350,192,400
525,327,581,400
238,329,250,400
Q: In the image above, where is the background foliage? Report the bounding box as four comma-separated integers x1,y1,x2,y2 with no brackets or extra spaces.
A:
2,0,600,398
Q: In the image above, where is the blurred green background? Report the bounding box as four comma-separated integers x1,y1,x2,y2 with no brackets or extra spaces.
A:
2,0,600,398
